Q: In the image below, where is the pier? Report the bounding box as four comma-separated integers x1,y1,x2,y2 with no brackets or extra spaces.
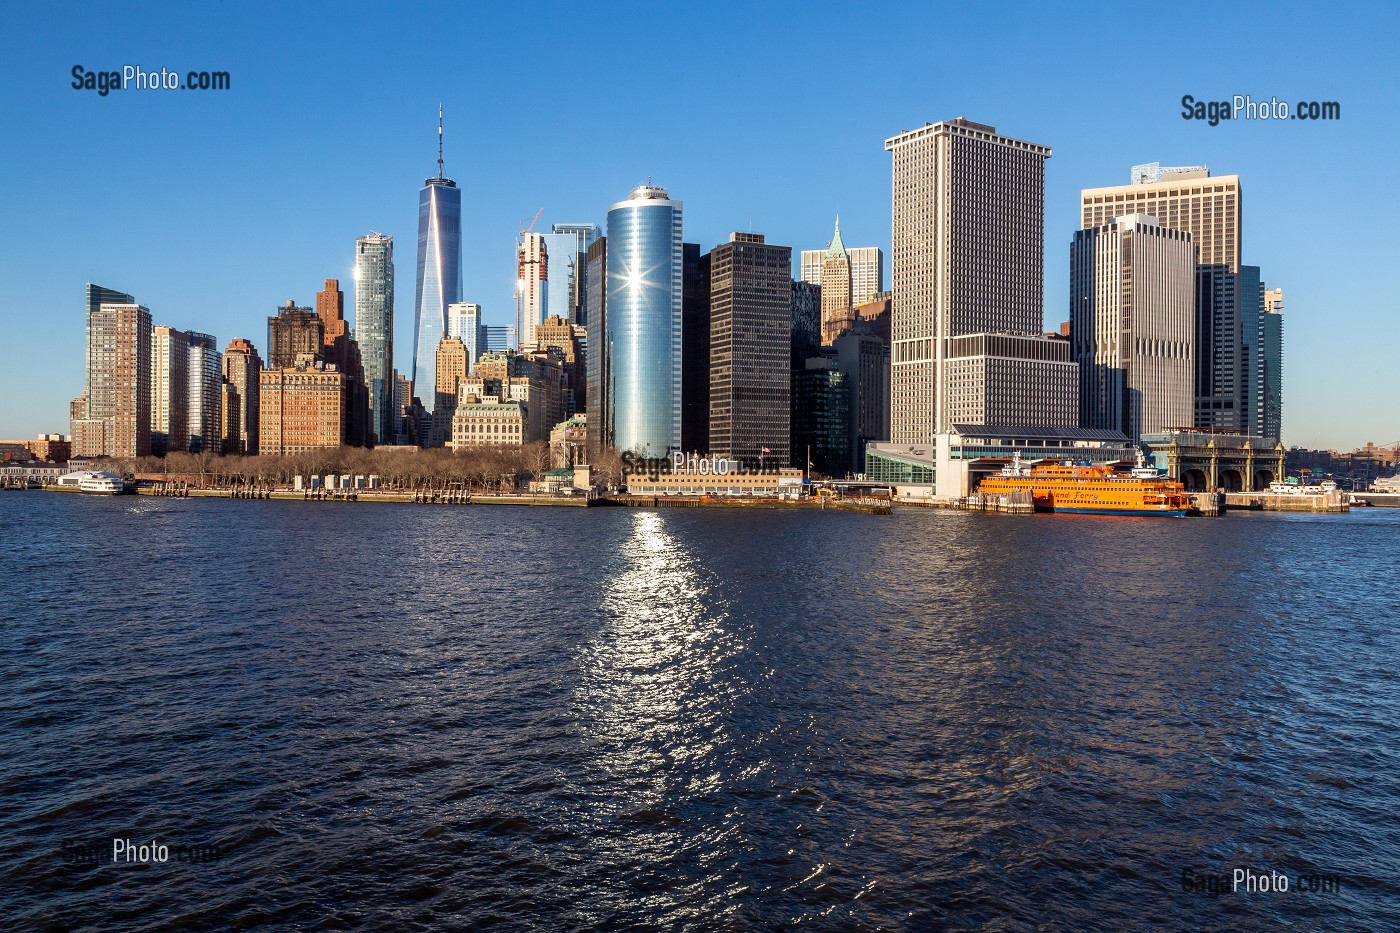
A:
1223,490,1349,512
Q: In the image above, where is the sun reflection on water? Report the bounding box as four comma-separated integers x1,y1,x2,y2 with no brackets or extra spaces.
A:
568,510,745,923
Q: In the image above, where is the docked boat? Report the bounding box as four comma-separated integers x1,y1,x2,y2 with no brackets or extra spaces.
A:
55,470,127,494
1269,478,1338,495
976,451,1190,516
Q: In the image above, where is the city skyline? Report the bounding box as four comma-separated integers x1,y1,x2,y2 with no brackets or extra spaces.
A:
1,3,1395,449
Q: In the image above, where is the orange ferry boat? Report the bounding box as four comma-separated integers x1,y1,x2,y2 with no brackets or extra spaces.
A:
977,451,1191,517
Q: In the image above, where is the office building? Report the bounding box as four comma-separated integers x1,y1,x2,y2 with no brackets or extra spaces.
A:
791,360,851,476
222,338,263,455
150,325,190,455
942,333,1077,427
534,314,584,415
393,371,414,443
413,108,462,413
801,230,883,307
258,355,345,456
1260,287,1283,441
220,383,240,458
314,281,367,449
584,236,609,461
708,232,791,466
1070,214,1196,443
791,280,821,366
83,288,151,458
455,350,565,445
681,243,711,454
516,233,548,348
316,277,366,447
186,332,222,454
1081,165,1244,431
483,349,567,440
831,326,891,470
886,117,1052,443
853,294,892,347
316,279,349,361
450,397,526,450
267,301,322,369
550,223,601,322
605,185,683,457
432,336,470,446
540,229,581,321
447,302,485,372
482,326,514,353
355,232,395,445
819,217,853,346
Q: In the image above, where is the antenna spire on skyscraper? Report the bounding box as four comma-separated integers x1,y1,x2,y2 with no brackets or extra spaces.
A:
437,104,444,180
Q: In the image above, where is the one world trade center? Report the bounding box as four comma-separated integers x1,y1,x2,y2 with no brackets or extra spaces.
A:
412,106,462,421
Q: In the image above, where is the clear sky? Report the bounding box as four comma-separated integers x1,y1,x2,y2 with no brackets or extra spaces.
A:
1,1,1396,450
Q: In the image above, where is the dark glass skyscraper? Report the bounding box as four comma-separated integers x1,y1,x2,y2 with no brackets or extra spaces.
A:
605,185,683,458
355,232,395,446
413,109,462,414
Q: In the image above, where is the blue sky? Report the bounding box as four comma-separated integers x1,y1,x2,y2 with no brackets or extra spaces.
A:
1,0,1395,449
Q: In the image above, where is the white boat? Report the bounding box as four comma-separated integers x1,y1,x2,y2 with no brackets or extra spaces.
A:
78,474,125,494
1269,478,1338,495
56,470,126,494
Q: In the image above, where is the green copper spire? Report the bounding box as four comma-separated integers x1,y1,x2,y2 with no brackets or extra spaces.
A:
825,215,847,260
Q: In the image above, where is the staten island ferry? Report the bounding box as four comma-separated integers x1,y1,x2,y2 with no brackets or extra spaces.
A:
977,451,1191,517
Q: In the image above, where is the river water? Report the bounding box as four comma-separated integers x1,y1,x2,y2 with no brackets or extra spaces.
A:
1,493,1396,930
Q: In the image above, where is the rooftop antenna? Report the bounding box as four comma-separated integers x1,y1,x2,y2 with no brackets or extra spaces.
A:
437,104,444,181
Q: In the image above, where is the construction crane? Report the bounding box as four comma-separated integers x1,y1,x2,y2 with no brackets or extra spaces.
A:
519,208,543,239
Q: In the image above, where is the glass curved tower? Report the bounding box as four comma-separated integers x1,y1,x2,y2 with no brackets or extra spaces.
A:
412,109,462,414
605,185,682,457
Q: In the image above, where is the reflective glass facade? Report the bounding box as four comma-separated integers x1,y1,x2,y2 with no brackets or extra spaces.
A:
551,224,601,323
186,332,222,454
413,179,461,412
606,187,682,458
355,233,395,446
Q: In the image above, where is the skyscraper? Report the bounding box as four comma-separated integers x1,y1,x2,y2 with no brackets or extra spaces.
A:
78,284,137,456
1081,165,1244,431
516,233,548,348
413,108,462,412
355,232,395,445
150,325,190,455
886,117,1052,442
790,280,821,366
801,233,882,307
708,232,792,466
818,217,853,345
584,236,609,461
550,223,602,323
83,292,152,459
319,277,368,448
1070,215,1195,443
605,185,683,457
540,230,579,321
1260,287,1284,441
681,243,711,454
831,326,891,471
222,338,262,455
432,336,470,446
791,361,851,477
447,302,485,373
186,332,222,454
